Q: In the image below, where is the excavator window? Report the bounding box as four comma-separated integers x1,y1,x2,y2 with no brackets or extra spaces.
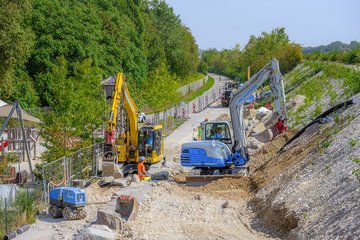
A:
204,122,232,144
153,129,162,156
138,130,154,157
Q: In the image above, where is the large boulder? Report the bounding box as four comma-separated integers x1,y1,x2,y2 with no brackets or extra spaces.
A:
251,122,266,134
287,95,305,111
255,107,271,121
98,176,114,186
96,208,122,231
243,108,257,120
150,171,170,181
131,174,140,183
74,224,116,240
111,178,130,188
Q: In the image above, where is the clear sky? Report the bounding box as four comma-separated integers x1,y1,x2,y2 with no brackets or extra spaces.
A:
165,0,360,50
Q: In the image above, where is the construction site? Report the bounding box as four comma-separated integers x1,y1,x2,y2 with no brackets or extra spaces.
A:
0,1,359,240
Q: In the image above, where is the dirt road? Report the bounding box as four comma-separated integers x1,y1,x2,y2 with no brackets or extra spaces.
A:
164,73,230,168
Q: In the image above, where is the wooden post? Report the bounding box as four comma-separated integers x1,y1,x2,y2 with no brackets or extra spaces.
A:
247,66,251,81
1,136,4,156
27,128,31,161
33,131,36,160
12,128,15,150
22,128,25,162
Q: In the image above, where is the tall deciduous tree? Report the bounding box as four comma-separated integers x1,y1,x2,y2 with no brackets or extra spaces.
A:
0,0,35,101
201,28,302,80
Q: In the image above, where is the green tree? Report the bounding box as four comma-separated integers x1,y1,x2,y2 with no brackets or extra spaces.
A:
0,0,34,101
201,28,302,79
140,64,181,112
42,58,106,161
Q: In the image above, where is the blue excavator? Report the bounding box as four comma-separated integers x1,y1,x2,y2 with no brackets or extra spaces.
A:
181,59,287,186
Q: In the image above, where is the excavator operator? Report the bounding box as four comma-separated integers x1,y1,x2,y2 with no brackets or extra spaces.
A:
214,127,223,139
144,132,153,155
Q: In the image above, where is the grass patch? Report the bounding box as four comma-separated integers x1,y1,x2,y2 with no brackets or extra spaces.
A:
286,61,360,128
351,158,360,182
183,76,215,103
318,139,332,154
350,139,358,147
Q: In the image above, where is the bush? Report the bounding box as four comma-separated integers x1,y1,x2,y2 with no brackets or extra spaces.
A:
0,188,38,236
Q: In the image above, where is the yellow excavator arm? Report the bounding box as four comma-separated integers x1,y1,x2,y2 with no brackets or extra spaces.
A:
104,73,139,162
102,72,164,177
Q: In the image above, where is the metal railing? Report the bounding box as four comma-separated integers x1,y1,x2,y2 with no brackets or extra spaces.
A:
147,85,225,131
41,142,103,201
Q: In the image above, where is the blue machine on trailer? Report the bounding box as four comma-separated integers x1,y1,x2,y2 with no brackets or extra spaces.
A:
48,187,87,220
181,59,288,186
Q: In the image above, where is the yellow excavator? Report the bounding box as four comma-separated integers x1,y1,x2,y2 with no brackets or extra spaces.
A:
102,73,164,178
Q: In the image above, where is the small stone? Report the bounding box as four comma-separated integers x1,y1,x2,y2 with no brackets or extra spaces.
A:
193,195,201,200
221,201,229,209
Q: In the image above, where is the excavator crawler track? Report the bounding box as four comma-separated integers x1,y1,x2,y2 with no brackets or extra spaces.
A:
185,166,249,186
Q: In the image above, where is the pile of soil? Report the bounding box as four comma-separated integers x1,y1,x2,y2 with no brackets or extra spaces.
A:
84,182,118,204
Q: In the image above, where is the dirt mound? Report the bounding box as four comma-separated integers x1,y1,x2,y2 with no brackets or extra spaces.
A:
250,126,321,190
171,172,186,183
173,177,253,199
85,181,118,204
248,132,293,174
250,196,299,238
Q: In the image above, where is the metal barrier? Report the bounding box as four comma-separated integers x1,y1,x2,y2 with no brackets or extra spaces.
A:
148,85,225,131
41,142,103,202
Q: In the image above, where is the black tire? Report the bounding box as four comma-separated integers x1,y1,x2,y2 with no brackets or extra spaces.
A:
62,207,77,220
49,205,62,218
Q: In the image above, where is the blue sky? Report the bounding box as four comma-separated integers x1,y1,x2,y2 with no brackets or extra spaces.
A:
165,0,360,50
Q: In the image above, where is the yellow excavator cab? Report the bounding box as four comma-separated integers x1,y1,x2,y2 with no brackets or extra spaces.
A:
136,124,164,164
